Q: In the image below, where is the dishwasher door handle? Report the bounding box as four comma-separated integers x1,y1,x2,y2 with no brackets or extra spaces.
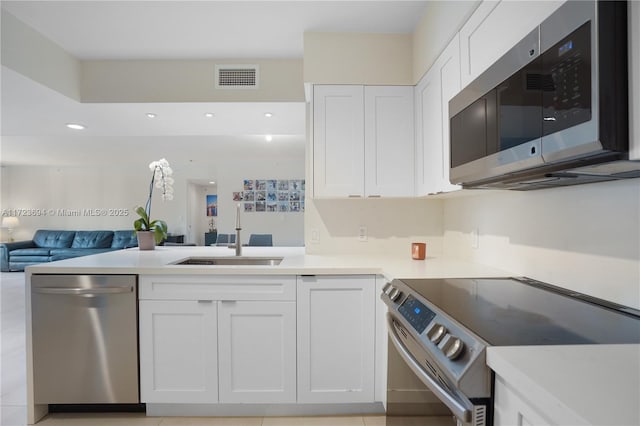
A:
33,286,133,295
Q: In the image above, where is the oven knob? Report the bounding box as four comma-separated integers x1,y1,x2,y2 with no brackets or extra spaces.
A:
425,322,447,344
382,282,393,294
388,287,402,302
439,334,465,360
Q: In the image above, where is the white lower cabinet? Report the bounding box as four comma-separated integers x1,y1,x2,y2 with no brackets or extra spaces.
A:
139,300,219,403
139,274,379,408
493,375,551,426
139,275,296,405
296,275,376,403
218,300,296,403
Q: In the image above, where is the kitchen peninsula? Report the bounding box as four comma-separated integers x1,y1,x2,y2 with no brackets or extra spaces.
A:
24,246,508,424
24,248,640,426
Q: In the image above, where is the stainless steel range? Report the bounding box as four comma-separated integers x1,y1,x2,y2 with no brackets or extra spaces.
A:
381,277,640,426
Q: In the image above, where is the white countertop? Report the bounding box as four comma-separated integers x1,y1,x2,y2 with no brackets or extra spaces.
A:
487,344,640,426
24,246,512,279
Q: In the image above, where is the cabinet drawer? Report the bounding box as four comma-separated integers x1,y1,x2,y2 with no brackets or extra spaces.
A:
139,275,296,301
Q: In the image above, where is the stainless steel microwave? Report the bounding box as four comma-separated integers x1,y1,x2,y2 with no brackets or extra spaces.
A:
449,0,640,190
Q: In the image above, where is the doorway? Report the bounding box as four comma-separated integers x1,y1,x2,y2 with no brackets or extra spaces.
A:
186,180,217,246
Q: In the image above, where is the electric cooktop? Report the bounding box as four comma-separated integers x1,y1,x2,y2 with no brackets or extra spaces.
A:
395,277,640,346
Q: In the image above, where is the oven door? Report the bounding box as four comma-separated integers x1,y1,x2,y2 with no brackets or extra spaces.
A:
387,314,487,426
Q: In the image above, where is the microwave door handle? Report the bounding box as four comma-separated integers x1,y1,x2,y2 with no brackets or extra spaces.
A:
386,313,472,422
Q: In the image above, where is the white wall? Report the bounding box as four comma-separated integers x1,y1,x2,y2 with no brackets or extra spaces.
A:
0,147,305,246
442,180,640,309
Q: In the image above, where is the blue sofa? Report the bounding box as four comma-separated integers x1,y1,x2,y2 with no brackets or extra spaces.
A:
0,229,138,272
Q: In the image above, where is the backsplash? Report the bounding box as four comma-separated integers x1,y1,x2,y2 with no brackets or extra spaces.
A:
442,180,640,309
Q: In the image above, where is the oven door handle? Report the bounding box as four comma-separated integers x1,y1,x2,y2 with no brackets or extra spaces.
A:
386,313,472,422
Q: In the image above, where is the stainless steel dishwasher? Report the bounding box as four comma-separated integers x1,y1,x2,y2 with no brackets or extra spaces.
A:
31,274,139,404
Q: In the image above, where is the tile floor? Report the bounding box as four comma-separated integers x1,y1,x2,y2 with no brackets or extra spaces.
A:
0,272,455,426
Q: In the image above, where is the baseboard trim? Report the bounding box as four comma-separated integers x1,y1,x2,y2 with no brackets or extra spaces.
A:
146,402,386,417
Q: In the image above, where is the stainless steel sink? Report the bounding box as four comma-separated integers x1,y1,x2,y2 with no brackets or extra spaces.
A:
172,257,283,266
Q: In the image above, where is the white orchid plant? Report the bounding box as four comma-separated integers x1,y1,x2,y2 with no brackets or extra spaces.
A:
134,158,174,244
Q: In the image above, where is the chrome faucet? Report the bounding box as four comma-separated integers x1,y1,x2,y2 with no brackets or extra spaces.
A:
234,204,242,256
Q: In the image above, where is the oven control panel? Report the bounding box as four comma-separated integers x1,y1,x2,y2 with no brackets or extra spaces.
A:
397,295,436,334
382,279,487,373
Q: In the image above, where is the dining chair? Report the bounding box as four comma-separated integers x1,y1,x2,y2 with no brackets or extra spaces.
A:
248,234,273,246
215,234,236,246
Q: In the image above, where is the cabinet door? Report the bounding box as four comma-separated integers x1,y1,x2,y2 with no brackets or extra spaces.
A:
364,86,415,197
313,85,365,198
415,34,462,195
438,34,463,193
297,275,376,403
494,375,553,426
139,300,218,403
218,301,297,403
460,0,565,87
415,65,442,195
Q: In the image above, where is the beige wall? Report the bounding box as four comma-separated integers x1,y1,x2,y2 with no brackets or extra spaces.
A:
2,11,304,103
1,11,81,100
303,32,413,85
304,197,444,256
81,59,304,103
412,0,479,83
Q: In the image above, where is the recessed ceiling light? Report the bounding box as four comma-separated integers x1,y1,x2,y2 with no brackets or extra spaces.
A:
66,123,86,130
209,181,216,185
204,112,215,118
265,135,273,142
264,112,273,118
146,113,157,118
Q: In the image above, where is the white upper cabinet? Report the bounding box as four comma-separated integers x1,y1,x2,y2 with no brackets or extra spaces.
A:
459,0,566,87
313,85,365,198
313,85,414,198
364,86,415,197
415,34,462,195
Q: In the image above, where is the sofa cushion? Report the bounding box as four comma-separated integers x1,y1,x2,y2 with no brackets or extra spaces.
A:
9,255,50,263
111,230,138,248
50,248,116,261
9,248,52,256
71,231,114,249
33,230,76,248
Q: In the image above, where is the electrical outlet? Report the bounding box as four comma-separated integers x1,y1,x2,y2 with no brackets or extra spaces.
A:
358,226,368,242
471,228,479,249
310,228,320,244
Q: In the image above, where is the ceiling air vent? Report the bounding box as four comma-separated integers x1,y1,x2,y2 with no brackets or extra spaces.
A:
215,65,259,89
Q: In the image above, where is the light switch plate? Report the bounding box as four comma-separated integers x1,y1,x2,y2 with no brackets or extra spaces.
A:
358,226,367,242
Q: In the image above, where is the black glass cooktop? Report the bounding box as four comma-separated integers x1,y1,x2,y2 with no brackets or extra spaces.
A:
398,277,640,346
